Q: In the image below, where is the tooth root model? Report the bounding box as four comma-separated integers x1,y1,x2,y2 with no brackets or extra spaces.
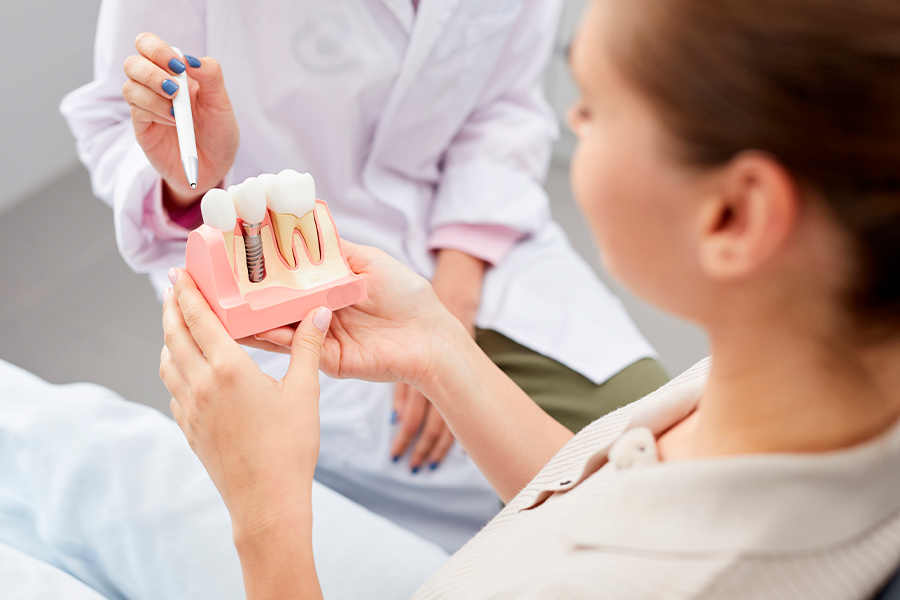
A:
230,177,268,283
186,170,367,340
264,169,320,267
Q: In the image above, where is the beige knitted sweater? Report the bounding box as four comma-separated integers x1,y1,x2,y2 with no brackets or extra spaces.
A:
413,358,900,599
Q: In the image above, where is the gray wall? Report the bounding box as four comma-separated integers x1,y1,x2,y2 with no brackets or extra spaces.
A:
0,0,103,212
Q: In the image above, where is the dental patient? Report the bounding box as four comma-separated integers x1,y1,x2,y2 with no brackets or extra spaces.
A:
2,0,899,598
159,0,900,597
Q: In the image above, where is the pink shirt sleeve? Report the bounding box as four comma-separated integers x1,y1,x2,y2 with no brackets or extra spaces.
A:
427,223,525,266
142,177,198,240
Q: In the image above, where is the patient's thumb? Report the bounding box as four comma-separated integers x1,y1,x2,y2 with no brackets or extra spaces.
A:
284,307,332,386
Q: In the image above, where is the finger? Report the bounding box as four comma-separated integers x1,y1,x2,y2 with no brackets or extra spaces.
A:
425,428,456,470
129,103,176,128
236,336,291,355
161,287,208,378
409,405,448,472
339,239,381,273
177,54,234,117
390,389,427,461
124,53,182,100
392,383,409,425
159,345,191,400
171,268,239,359
133,32,190,78
283,307,332,392
252,325,297,349
122,80,177,123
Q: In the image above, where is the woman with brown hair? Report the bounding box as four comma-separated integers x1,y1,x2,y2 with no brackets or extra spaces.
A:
152,0,900,596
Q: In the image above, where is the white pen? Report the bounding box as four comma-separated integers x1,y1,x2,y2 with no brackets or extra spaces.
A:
170,47,198,190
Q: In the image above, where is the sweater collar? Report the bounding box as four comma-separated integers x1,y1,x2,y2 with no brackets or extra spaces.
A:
564,360,900,555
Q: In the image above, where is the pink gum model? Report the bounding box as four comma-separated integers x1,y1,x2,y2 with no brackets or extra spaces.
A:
185,200,366,339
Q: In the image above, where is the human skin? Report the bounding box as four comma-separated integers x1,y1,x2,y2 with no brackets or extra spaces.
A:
123,31,487,468
390,249,486,472
161,242,571,599
248,248,485,472
123,32,239,209
567,0,900,461
161,0,900,597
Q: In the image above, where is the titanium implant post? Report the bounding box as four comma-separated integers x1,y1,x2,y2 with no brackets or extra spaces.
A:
241,222,266,282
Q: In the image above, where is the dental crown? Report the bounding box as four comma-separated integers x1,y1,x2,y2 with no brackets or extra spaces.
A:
264,169,316,217
230,177,267,224
200,188,236,231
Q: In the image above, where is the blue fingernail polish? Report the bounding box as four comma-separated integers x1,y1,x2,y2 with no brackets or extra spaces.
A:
429,462,439,471
170,106,174,117
392,455,400,463
390,410,398,424
411,466,420,474
162,79,179,95
168,57,186,74
184,54,201,68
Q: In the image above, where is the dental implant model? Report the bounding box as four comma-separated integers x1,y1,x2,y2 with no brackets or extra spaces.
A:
184,171,366,339
230,177,268,283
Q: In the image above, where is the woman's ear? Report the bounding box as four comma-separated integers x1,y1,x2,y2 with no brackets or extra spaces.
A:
697,152,799,281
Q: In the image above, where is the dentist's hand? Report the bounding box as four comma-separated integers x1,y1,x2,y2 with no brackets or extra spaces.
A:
160,270,330,529
123,32,239,210
389,249,485,472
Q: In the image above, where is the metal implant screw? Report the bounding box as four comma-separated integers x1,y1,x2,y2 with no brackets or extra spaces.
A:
241,222,266,283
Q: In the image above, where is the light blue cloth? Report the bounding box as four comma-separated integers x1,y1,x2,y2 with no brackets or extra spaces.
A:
0,359,448,599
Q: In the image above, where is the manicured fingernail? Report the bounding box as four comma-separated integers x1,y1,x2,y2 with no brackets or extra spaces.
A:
390,410,398,424
392,455,400,463
313,307,332,332
162,79,179,95
168,268,178,285
170,106,175,117
184,54,201,68
411,466,420,474
163,287,173,300
429,462,439,471
168,57,186,74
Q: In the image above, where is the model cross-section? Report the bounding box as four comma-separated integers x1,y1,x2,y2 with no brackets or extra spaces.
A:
185,170,367,339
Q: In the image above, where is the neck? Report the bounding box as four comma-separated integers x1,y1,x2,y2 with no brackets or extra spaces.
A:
662,319,900,460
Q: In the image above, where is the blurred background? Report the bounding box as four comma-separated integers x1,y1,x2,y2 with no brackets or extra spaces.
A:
0,0,708,415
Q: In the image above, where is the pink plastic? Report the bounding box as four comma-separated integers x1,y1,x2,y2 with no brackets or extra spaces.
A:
185,200,366,339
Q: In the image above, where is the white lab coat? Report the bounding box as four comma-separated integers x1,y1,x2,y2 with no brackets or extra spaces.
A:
61,0,656,552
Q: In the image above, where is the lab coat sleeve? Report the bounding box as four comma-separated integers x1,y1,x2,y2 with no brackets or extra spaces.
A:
59,0,207,273
428,0,563,247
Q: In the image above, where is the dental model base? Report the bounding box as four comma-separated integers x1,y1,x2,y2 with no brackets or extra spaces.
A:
185,171,366,339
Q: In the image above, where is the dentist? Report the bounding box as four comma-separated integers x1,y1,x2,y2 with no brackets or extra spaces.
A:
61,0,665,551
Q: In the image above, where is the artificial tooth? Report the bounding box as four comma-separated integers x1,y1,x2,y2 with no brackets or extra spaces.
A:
257,173,277,187
264,169,319,266
230,177,269,283
230,177,268,225
201,188,236,265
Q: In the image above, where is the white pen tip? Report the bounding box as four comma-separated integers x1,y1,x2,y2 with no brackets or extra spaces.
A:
191,183,197,189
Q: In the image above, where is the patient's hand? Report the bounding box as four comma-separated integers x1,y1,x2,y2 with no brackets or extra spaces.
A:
160,270,330,528
250,241,463,391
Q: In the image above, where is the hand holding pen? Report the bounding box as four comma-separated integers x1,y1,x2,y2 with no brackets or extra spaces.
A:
122,32,239,211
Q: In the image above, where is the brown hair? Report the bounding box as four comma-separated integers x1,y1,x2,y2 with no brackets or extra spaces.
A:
611,0,900,333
